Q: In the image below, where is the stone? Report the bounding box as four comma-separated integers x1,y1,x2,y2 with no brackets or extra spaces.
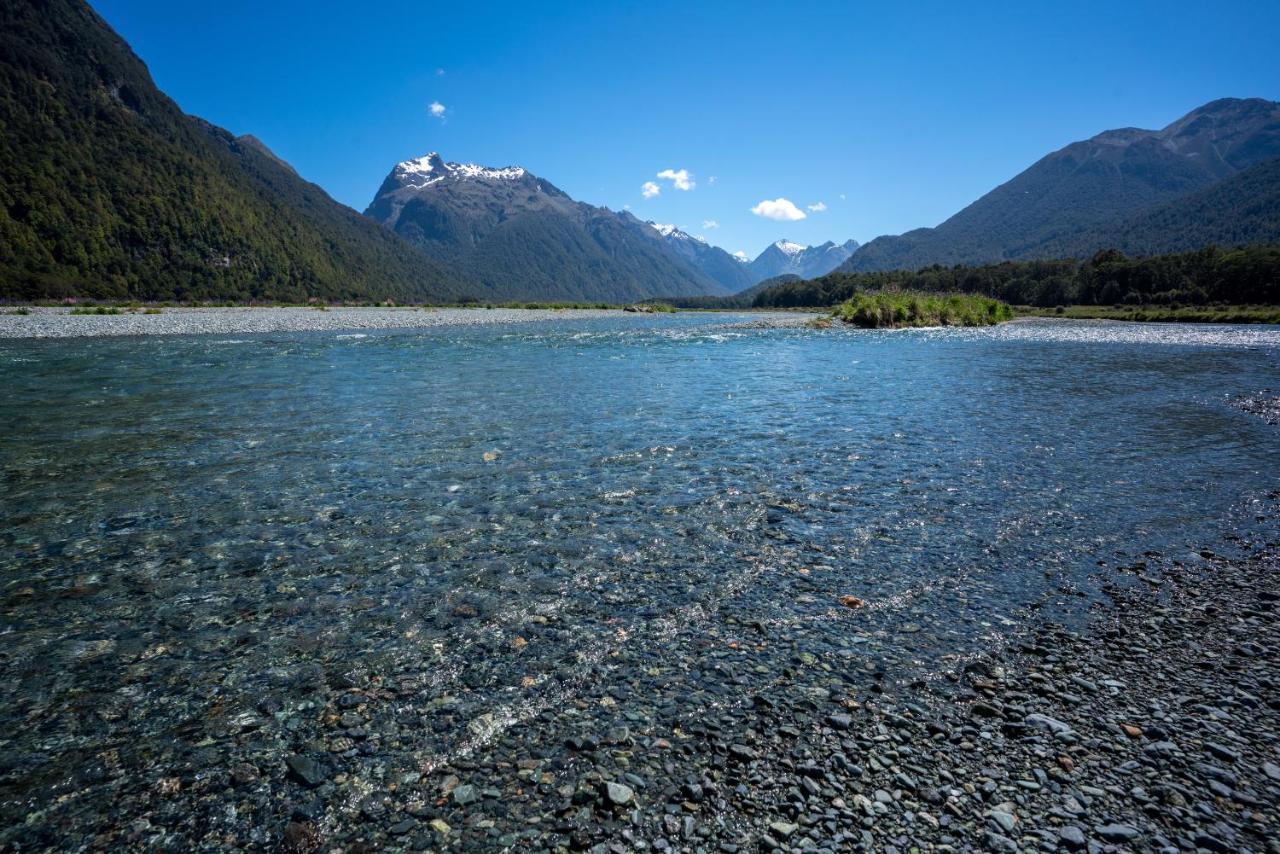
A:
1094,823,1140,842
1205,742,1240,762
604,781,635,806
1058,825,1087,849
280,822,320,853
768,821,798,838
285,755,327,788
1024,714,1073,735
452,784,480,806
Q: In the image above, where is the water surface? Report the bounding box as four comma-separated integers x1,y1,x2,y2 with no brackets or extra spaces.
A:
2,315,1278,841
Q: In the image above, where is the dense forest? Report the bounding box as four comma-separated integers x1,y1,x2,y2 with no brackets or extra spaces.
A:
0,0,472,303
750,245,1280,308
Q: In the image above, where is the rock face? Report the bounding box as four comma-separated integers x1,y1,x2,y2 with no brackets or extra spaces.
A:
364,154,732,302
747,239,860,283
842,97,1280,271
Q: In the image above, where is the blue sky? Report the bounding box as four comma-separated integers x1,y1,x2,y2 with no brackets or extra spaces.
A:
94,0,1279,260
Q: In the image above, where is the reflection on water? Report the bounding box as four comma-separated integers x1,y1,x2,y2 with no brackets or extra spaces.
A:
1,316,1278,839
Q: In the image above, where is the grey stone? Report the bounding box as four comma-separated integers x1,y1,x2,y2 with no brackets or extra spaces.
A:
285,755,326,788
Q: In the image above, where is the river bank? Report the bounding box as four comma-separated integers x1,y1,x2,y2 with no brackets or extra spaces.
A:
0,306,632,339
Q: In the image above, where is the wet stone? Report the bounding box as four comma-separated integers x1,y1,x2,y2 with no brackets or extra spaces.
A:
285,755,327,788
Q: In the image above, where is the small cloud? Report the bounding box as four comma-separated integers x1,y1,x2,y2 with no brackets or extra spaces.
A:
807,201,827,212
656,168,695,191
839,193,846,200
732,250,749,261
641,181,661,199
623,204,631,210
702,219,719,230
708,176,717,185
436,68,446,76
428,101,446,119
750,198,806,221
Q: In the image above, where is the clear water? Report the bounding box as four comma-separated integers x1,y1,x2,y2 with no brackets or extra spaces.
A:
2,315,1279,837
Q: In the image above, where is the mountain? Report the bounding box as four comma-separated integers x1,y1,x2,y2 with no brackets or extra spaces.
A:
365,154,731,302
1037,156,1280,258
841,98,1280,273
647,223,755,292
748,239,860,282
0,0,471,302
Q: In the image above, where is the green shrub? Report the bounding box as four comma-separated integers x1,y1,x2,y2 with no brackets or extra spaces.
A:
833,291,1014,328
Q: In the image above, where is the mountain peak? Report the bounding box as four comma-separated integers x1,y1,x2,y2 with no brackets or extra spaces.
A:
393,153,528,188
746,238,858,283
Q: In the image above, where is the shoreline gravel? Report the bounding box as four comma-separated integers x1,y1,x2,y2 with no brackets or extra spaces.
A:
0,307,638,339
4,516,1277,851
0,307,827,339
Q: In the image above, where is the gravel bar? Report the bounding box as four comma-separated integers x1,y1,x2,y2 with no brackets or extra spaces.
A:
0,307,632,339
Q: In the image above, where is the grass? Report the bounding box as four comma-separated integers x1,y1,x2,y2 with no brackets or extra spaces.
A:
833,291,1014,329
1019,304,1280,324
69,306,122,315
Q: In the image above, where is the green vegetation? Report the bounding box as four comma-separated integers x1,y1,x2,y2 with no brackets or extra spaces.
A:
1020,304,1280,324
69,305,121,315
1035,157,1280,259
754,245,1280,309
833,292,1014,328
0,0,471,303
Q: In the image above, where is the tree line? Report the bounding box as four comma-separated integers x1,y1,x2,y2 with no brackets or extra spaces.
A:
749,245,1280,308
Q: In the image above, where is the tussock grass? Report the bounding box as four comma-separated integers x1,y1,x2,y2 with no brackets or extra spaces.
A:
834,292,1014,328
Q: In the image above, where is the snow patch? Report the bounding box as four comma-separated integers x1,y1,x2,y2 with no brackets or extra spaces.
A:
395,153,527,187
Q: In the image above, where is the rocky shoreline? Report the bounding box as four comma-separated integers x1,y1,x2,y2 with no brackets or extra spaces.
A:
0,307,630,339
4,512,1277,852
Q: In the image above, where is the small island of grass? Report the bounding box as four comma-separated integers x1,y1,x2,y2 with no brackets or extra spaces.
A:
833,291,1015,328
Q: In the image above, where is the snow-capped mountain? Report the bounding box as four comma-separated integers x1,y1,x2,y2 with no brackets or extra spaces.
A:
646,222,754,292
747,238,861,283
364,153,733,301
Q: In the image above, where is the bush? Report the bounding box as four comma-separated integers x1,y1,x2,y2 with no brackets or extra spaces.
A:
833,291,1014,328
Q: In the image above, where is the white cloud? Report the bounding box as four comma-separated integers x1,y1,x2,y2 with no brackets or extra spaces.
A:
839,193,846,200
732,250,749,261
436,68,446,76
428,101,446,119
641,181,661,199
702,219,719,230
807,201,827,212
708,176,717,185
750,198,807,221
656,168,695,191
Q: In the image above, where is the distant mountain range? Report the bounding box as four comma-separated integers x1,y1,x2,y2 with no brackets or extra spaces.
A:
2,1,1276,304
840,98,1280,273
748,239,860,282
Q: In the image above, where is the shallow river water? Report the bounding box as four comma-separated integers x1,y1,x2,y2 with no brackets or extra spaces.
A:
1,315,1278,846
